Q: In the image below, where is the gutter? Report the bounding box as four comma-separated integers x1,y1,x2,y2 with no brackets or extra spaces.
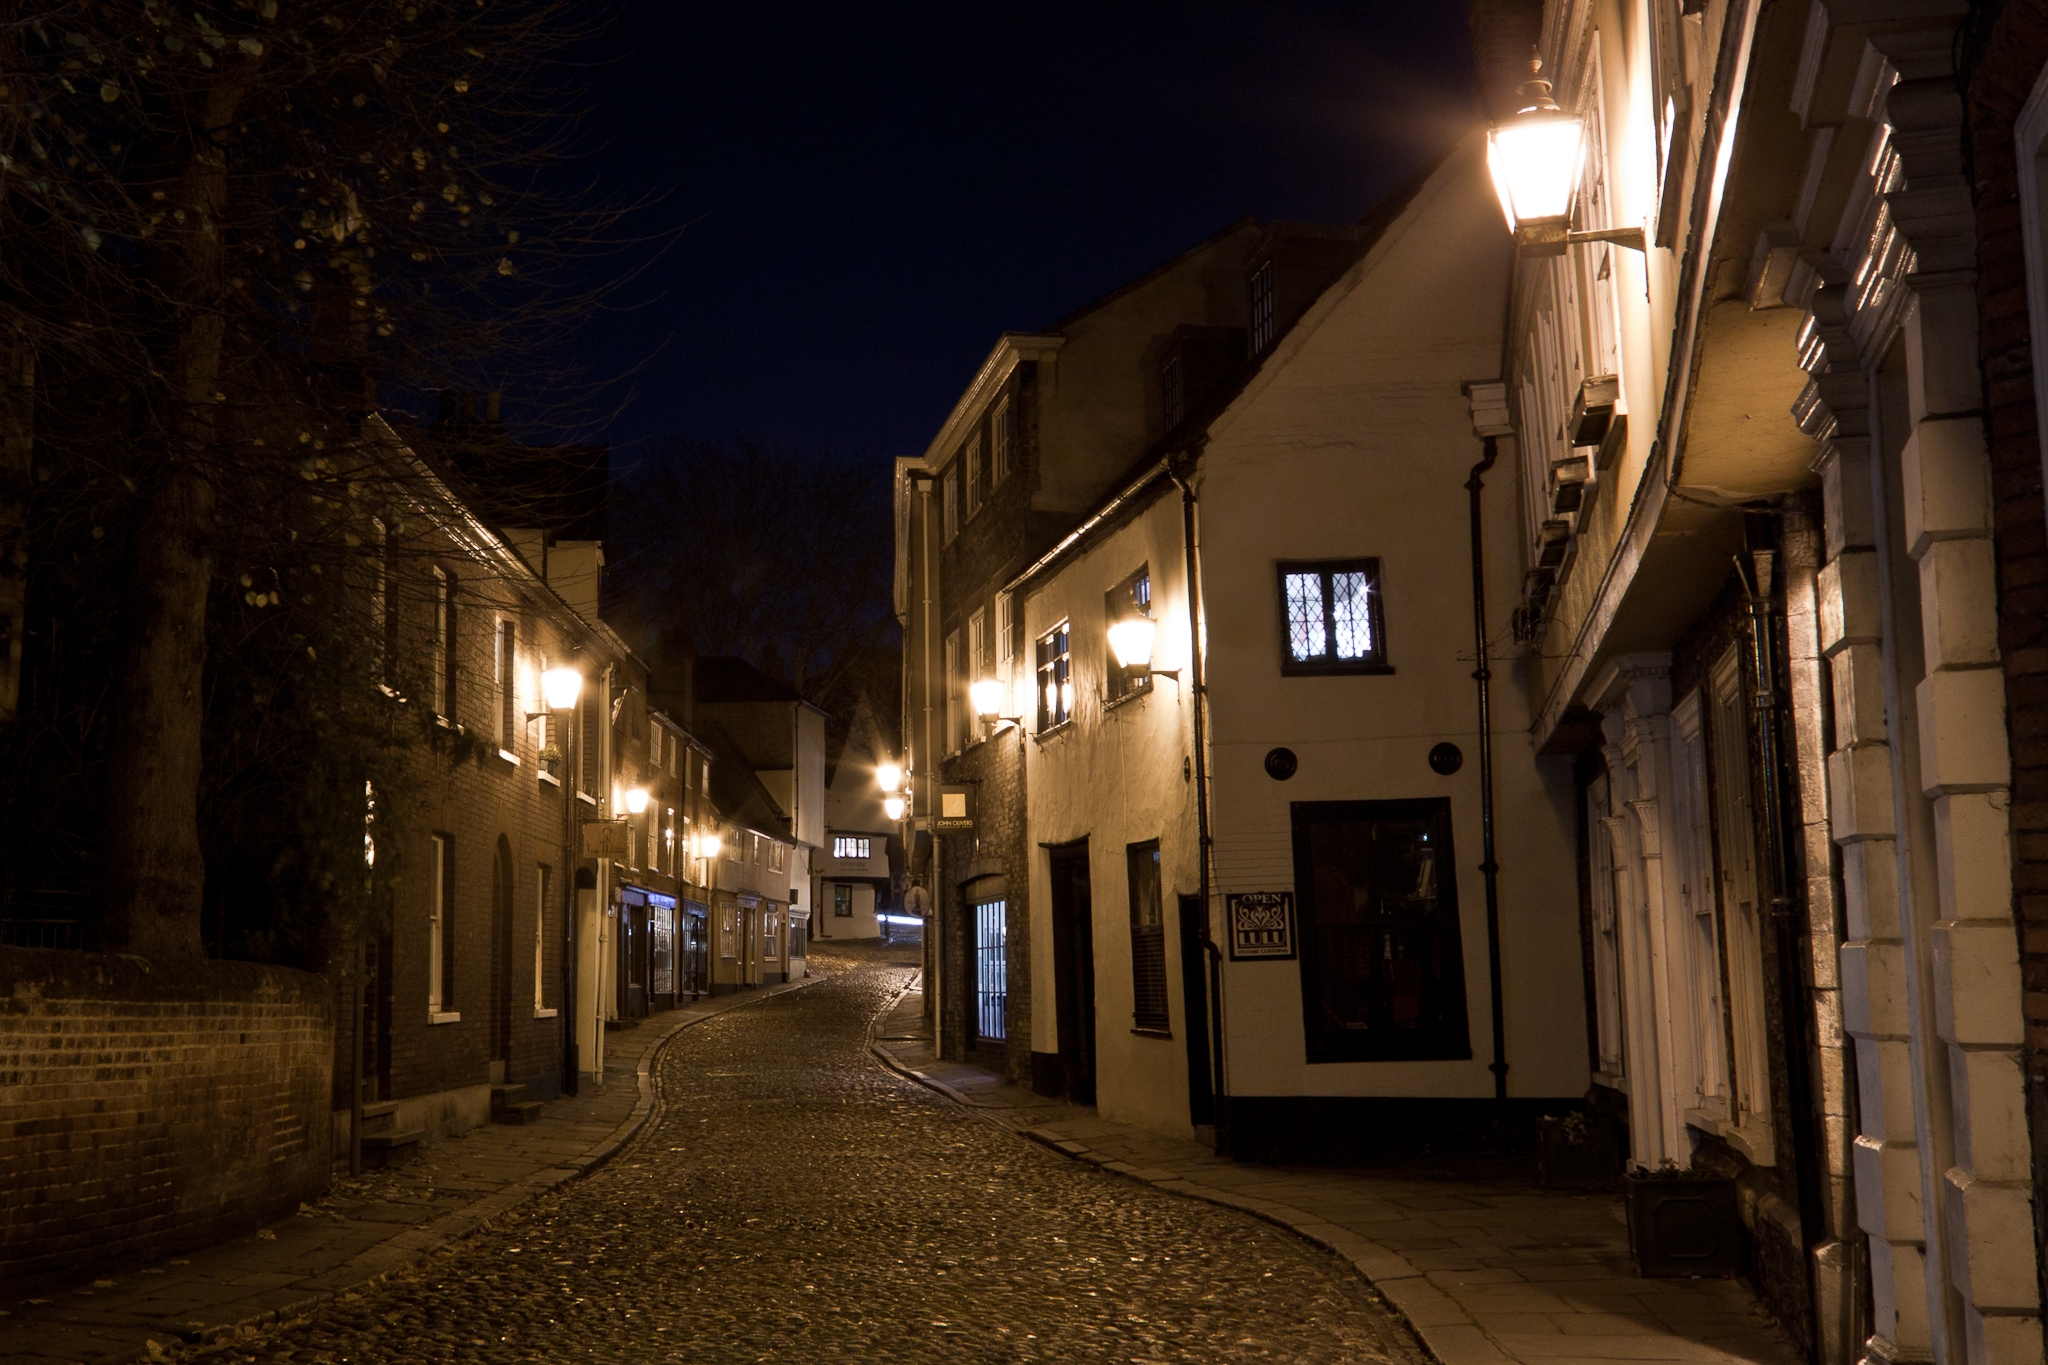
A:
1001,457,1175,600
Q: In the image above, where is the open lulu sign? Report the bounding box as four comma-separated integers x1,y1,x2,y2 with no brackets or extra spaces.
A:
1227,891,1295,960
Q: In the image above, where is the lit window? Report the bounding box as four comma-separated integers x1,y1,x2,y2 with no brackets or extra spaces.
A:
833,836,872,860
1278,559,1387,674
1036,620,1072,730
1105,565,1152,703
1250,261,1275,355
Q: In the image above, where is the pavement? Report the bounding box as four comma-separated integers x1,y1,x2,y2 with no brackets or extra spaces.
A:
0,973,822,1365
871,980,1807,1365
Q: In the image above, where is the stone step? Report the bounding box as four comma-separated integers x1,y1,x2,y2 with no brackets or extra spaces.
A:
491,1099,545,1125
360,1128,423,1169
357,1100,400,1134
489,1083,527,1107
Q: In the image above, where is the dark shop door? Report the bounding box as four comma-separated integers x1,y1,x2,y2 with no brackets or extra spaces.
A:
1048,842,1096,1106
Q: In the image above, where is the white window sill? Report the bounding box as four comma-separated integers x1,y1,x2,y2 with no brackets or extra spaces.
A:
538,770,562,788
577,791,597,806
533,1007,558,1019
497,749,521,766
428,1010,461,1025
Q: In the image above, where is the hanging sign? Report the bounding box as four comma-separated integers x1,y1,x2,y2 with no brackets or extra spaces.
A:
934,784,974,831
1227,891,1296,961
581,819,630,861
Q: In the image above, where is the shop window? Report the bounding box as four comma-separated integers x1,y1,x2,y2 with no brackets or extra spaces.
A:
1036,620,1072,731
719,900,736,959
834,883,853,917
1292,798,1470,1063
1127,842,1168,1032
1279,559,1386,674
833,836,871,860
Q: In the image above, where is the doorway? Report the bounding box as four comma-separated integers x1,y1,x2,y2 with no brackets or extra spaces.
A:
1178,894,1213,1126
490,836,514,1083
1048,841,1096,1105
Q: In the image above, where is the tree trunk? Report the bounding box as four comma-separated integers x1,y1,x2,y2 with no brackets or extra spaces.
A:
101,85,247,961
0,338,31,726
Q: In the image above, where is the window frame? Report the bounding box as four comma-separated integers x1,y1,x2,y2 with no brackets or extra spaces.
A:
832,836,871,860
1127,841,1169,1034
431,566,456,721
965,431,984,518
833,882,854,917
1035,619,1072,733
991,396,1011,483
941,463,960,543
1105,564,1153,704
1292,796,1471,1064
534,864,554,1016
1276,557,1390,676
429,832,458,1020
1249,260,1275,356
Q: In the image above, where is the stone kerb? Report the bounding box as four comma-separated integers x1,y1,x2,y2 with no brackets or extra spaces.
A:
0,947,334,1281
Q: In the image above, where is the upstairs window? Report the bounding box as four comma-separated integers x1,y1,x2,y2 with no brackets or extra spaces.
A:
942,464,960,543
965,433,984,518
1036,620,1072,731
495,619,517,753
995,592,1015,678
991,397,1012,482
1279,558,1387,675
833,836,871,860
1249,261,1275,356
432,567,458,721
1105,565,1153,703
769,841,787,874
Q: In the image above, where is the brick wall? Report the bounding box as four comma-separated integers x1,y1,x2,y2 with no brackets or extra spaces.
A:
1969,5,2048,1343
0,949,332,1280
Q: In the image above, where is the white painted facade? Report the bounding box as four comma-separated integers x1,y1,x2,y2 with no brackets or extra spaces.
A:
1018,135,1588,1141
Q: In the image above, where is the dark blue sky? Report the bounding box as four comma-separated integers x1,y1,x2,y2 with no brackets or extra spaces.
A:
569,1,1478,468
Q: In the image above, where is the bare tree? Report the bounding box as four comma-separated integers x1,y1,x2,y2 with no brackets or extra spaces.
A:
610,436,896,705
0,1,637,960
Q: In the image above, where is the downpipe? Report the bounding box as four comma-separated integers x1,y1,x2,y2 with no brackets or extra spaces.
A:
1171,456,1228,1152
1467,437,1508,1105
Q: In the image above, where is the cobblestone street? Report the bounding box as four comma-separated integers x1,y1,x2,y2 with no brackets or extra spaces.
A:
186,946,1422,1364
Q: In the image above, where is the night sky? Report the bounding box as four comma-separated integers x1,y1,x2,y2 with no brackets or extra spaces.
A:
569,1,1478,470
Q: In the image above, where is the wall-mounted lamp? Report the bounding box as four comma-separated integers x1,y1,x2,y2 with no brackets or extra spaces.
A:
883,795,906,822
1486,52,1645,259
623,787,649,815
1108,616,1179,680
540,666,583,712
972,677,1025,729
693,830,722,859
876,761,903,793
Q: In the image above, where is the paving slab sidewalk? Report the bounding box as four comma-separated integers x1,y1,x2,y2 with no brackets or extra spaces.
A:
1,976,822,1365
871,978,1804,1365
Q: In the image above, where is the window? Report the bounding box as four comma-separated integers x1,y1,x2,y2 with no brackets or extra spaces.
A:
965,432,984,517
768,840,786,874
834,883,854,917
1036,621,1072,731
996,592,1015,677
1162,353,1184,429
429,833,456,1016
945,628,965,752
1672,692,1730,1119
1128,842,1168,1032
969,606,989,690
1709,650,1772,1152
431,567,456,720
1279,559,1387,674
535,865,552,1012
942,463,960,543
495,619,517,753
764,908,779,962
1292,798,1470,1063
991,396,1011,482
974,895,1007,1042
833,836,871,860
1105,565,1153,703
719,899,735,959
663,807,676,874
1249,260,1275,355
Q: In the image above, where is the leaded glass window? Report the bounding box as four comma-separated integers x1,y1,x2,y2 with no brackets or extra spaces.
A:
1277,559,1387,674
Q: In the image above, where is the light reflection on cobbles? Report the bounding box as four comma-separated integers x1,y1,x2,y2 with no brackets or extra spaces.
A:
196,945,1422,1363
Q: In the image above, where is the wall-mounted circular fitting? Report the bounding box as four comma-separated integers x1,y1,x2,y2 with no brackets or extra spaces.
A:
1428,742,1464,776
1264,747,1298,781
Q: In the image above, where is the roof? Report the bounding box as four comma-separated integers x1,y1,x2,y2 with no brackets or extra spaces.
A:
694,716,793,841
694,656,802,705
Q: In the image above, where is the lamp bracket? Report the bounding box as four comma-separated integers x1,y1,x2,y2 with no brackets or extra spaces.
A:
1567,226,1647,252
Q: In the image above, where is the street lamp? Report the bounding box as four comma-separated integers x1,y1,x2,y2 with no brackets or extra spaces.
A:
623,787,649,815
876,761,902,793
541,666,583,712
1486,52,1645,258
693,830,723,859
1107,615,1179,681
883,795,906,822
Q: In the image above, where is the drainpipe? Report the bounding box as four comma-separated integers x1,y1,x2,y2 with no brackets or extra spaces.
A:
1467,436,1509,1104
1738,507,1825,1348
562,664,582,1097
1169,454,1228,1151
